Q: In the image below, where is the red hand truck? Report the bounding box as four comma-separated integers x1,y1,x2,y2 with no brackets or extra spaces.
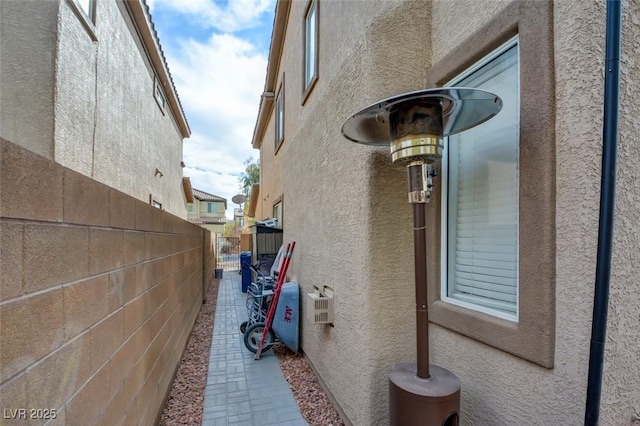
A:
254,241,296,360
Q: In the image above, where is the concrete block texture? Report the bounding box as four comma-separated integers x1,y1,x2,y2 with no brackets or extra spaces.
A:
0,139,63,222
0,289,64,381
23,224,89,293
89,228,124,274
63,168,110,226
0,139,209,424
109,188,137,230
63,275,110,340
0,221,23,300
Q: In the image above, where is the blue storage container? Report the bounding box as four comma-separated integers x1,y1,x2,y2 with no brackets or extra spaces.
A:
240,251,252,293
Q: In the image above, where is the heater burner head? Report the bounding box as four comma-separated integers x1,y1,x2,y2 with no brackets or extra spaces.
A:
340,87,502,146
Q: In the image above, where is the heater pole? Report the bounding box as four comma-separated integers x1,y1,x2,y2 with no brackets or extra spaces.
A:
341,88,502,426
413,203,430,379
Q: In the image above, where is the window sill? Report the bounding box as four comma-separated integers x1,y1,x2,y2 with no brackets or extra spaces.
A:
66,0,97,42
425,0,556,369
301,75,318,106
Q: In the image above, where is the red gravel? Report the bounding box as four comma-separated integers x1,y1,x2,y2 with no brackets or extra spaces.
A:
159,278,219,426
275,346,345,426
159,278,345,425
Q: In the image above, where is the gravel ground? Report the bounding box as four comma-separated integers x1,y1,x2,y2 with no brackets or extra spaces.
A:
274,346,345,426
159,278,344,426
159,278,220,425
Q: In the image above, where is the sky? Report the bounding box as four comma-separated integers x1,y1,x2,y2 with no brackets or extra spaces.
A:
147,0,276,219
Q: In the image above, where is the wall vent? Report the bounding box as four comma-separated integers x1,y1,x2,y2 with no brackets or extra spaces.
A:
306,286,334,324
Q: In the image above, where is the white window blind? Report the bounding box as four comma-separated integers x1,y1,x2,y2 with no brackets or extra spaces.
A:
443,39,519,318
276,88,284,147
304,1,317,88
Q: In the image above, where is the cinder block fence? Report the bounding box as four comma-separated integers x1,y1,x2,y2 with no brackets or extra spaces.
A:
0,139,215,425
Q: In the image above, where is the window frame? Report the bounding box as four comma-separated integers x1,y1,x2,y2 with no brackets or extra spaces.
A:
440,36,520,322
275,77,285,153
149,193,162,210
154,77,167,114
302,0,319,104
66,0,97,41
273,197,283,229
425,0,556,368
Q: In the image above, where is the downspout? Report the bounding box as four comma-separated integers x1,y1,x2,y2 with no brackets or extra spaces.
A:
584,1,622,425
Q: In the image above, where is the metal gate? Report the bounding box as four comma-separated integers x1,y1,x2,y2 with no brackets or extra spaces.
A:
216,236,240,271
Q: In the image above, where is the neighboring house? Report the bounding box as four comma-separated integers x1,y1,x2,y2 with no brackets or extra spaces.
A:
251,1,639,425
0,0,191,218
187,188,227,235
234,208,245,229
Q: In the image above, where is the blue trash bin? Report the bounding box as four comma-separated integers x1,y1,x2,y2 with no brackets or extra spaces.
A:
240,251,252,293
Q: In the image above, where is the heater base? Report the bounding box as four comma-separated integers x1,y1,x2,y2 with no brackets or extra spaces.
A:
389,363,460,426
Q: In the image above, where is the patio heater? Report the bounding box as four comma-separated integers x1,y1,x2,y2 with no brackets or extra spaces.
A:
341,88,502,425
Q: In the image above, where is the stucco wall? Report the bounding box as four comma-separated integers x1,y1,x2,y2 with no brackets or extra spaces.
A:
0,139,214,425
257,0,640,425
0,0,58,159
0,1,188,219
262,1,431,424
257,107,284,221
57,0,187,218
600,0,640,421
426,1,640,424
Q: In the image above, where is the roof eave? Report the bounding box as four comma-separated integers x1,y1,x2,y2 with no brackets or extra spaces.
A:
182,177,194,203
251,0,291,149
125,0,191,138
248,183,260,217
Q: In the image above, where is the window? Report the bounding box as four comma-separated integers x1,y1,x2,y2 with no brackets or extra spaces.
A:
149,194,162,209
425,1,555,368
273,200,282,229
302,0,319,102
442,38,519,320
66,0,97,40
154,77,166,113
77,0,94,19
275,79,285,152
187,204,194,212
207,203,217,214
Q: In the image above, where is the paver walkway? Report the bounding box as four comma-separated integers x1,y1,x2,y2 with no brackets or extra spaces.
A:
202,270,307,426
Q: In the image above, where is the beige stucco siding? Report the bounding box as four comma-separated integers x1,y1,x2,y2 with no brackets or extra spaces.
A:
0,0,58,159
427,1,639,425
258,106,284,220
55,1,97,177
1,1,188,219
600,0,640,420
256,0,640,424
276,1,431,424
53,0,186,218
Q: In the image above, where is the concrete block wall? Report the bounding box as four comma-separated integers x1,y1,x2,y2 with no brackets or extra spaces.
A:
0,139,214,425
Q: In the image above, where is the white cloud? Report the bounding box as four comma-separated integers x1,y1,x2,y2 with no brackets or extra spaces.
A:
166,33,266,218
150,0,274,32
148,0,272,219
171,34,266,133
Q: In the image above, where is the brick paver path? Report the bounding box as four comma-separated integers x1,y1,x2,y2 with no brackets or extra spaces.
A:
202,271,307,426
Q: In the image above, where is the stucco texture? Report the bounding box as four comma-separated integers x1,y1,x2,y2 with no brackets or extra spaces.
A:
56,0,186,218
1,0,187,218
600,0,640,422
0,0,58,159
256,0,640,424
427,1,640,425
276,1,430,425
